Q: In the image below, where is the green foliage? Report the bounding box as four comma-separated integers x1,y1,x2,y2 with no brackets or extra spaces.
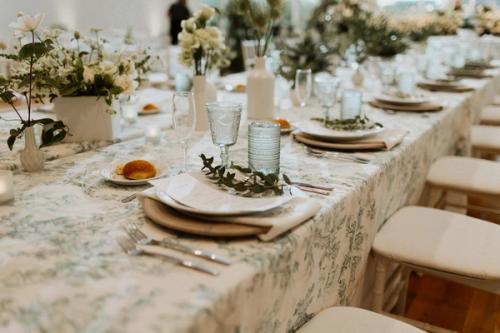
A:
233,0,284,56
200,154,289,197
311,115,383,131
278,34,335,85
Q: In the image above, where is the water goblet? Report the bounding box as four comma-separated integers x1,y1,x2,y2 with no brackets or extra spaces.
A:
314,75,340,121
379,63,396,91
206,102,243,167
397,72,417,96
295,69,312,108
172,91,195,173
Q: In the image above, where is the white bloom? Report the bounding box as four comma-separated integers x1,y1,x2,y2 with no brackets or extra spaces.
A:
9,13,44,37
99,60,116,76
181,18,197,33
83,66,96,83
114,75,137,95
196,5,215,22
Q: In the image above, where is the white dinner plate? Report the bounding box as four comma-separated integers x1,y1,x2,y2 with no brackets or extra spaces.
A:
374,93,429,105
419,79,462,88
298,120,384,141
157,172,292,216
101,160,168,186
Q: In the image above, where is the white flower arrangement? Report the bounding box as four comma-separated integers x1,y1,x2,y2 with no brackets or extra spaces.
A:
178,5,229,76
8,28,152,105
475,6,500,36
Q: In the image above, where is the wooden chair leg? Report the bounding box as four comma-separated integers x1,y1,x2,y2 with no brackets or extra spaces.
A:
395,267,410,315
372,256,387,313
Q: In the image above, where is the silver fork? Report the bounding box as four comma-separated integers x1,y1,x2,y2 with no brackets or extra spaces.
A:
124,223,232,265
305,147,371,164
117,236,220,276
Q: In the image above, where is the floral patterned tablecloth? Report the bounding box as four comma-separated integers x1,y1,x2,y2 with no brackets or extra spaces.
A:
0,71,499,333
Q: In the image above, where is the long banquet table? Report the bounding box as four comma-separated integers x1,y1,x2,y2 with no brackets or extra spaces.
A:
1,68,499,332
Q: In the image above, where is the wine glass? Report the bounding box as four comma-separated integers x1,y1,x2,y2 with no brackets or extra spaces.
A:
172,91,195,173
206,101,242,167
314,75,340,121
295,69,312,108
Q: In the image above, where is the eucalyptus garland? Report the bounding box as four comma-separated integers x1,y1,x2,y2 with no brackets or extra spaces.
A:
311,115,383,131
200,154,290,197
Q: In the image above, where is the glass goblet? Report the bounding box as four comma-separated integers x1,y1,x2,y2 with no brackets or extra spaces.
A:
295,68,312,108
314,75,340,121
172,91,195,173
206,102,242,167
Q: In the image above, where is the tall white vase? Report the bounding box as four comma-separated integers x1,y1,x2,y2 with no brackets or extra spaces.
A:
192,75,216,132
54,96,121,142
247,57,275,120
19,126,44,172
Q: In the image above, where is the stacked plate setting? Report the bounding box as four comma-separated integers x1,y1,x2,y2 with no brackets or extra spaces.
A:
370,92,442,112
144,172,295,237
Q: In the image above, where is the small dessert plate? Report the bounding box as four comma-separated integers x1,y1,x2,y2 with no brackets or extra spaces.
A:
101,161,168,186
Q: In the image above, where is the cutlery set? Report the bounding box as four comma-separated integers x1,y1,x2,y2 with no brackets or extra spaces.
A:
117,222,231,275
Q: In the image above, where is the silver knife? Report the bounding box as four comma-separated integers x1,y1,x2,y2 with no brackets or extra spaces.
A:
159,238,232,266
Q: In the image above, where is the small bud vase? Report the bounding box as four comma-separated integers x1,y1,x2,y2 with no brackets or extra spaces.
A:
192,75,217,132
246,56,275,120
19,126,44,172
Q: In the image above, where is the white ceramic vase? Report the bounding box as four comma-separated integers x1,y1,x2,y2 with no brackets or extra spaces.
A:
246,56,275,120
53,96,121,142
20,126,44,172
192,75,217,132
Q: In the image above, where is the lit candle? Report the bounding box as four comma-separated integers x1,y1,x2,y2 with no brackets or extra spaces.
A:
0,170,14,204
145,126,161,145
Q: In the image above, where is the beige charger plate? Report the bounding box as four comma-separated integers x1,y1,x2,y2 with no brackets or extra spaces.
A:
369,100,443,112
142,197,269,237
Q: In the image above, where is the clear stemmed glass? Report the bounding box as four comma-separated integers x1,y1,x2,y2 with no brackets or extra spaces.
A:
295,69,312,107
314,76,340,121
206,101,242,167
172,91,195,173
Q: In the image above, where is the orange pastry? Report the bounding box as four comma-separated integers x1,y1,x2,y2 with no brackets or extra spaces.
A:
234,84,246,93
142,103,159,112
122,160,157,180
273,118,291,129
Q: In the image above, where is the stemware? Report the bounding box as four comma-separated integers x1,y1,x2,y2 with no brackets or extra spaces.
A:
295,69,312,108
172,91,195,172
397,72,417,96
314,75,340,121
206,101,242,167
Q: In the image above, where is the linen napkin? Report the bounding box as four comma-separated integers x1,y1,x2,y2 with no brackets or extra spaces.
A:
293,129,407,151
138,178,321,241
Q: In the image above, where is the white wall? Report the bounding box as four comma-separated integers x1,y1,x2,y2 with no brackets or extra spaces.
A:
0,0,201,43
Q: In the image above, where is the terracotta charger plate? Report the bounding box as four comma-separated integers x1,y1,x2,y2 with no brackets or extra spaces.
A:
142,197,269,237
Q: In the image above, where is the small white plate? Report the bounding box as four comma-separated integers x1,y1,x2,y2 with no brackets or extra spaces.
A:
281,125,296,135
138,108,162,116
298,120,384,141
157,172,292,216
374,93,429,105
101,161,168,186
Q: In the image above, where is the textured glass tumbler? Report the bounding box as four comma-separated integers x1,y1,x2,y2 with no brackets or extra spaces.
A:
248,122,281,175
206,102,242,167
340,89,363,120
397,72,416,96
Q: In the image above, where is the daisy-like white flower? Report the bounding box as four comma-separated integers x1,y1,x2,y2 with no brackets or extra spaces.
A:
8,13,44,37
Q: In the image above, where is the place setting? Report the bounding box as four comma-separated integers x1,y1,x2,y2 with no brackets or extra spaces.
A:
294,88,407,154
369,71,444,112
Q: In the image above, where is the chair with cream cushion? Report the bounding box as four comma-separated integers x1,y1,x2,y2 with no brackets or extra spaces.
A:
479,105,500,126
471,125,500,158
371,206,500,332
426,156,500,221
296,307,425,333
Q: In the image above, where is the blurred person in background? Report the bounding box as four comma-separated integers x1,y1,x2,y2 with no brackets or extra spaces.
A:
167,0,191,45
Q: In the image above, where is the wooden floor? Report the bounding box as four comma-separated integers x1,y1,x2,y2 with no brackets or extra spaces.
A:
405,273,500,333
